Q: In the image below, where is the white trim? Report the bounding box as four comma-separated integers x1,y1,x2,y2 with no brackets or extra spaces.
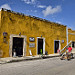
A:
54,40,60,53
9,34,26,57
37,37,45,55
43,38,45,54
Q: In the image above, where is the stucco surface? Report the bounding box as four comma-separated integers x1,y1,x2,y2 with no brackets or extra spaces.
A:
68,29,75,42
0,10,67,57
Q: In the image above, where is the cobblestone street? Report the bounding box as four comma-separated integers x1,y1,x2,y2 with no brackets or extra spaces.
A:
0,55,75,75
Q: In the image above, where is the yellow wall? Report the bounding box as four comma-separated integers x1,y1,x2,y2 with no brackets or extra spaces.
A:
0,11,1,32
68,29,75,42
0,11,1,47
0,10,67,57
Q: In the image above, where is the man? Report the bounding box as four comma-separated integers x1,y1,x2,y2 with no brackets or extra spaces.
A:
66,46,73,60
67,46,72,53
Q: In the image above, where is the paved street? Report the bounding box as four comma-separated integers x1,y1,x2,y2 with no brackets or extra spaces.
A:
0,56,75,75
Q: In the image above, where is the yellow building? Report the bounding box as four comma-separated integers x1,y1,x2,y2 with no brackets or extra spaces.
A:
68,28,75,42
0,8,67,57
68,28,75,53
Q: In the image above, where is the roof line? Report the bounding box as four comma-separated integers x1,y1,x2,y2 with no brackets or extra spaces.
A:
1,8,66,27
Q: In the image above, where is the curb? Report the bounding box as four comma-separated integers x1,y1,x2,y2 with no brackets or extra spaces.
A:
10,55,60,63
0,53,75,64
7,57,42,63
0,55,60,64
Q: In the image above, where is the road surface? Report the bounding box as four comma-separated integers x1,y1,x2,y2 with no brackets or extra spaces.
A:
0,56,75,75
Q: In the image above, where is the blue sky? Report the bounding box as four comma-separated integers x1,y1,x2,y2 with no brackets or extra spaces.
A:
0,0,75,30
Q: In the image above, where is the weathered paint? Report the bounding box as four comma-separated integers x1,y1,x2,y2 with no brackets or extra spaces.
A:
0,11,1,31
0,11,2,51
68,28,75,42
0,9,67,57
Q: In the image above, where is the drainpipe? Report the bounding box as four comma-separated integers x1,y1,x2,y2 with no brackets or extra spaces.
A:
66,26,68,45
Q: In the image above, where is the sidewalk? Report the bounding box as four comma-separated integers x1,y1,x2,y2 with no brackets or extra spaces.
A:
0,54,59,64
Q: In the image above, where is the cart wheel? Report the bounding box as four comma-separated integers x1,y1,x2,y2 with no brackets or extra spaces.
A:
71,53,73,58
67,58,70,61
60,58,63,60
67,56,70,61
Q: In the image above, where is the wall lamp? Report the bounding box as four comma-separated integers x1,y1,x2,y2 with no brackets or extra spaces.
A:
19,32,21,36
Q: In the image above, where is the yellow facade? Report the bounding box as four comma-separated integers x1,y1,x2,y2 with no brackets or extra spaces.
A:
0,9,67,57
68,28,75,42
0,11,1,30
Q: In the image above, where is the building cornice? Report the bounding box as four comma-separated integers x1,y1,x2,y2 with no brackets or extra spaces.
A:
68,33,75,35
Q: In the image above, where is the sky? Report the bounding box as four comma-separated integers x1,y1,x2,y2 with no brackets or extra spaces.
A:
0,0,75,30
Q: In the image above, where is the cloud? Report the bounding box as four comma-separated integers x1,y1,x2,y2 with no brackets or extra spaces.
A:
27,10,37,13
37,5,46,8
22,0,46,9
21,0,36,4
0,4,11,10
56,21,62,24
22,0,40,8
42,5,62,17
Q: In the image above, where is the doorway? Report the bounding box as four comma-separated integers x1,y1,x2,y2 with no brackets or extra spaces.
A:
37,38,45,54
54,40,60,53
72,41,75,48
12,37,23,57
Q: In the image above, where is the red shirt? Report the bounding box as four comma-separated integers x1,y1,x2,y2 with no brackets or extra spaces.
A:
68,47,72,53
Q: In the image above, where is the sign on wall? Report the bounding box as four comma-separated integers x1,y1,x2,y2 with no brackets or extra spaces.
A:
62,40,64,43
29,37,35,42
29,43,35,47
